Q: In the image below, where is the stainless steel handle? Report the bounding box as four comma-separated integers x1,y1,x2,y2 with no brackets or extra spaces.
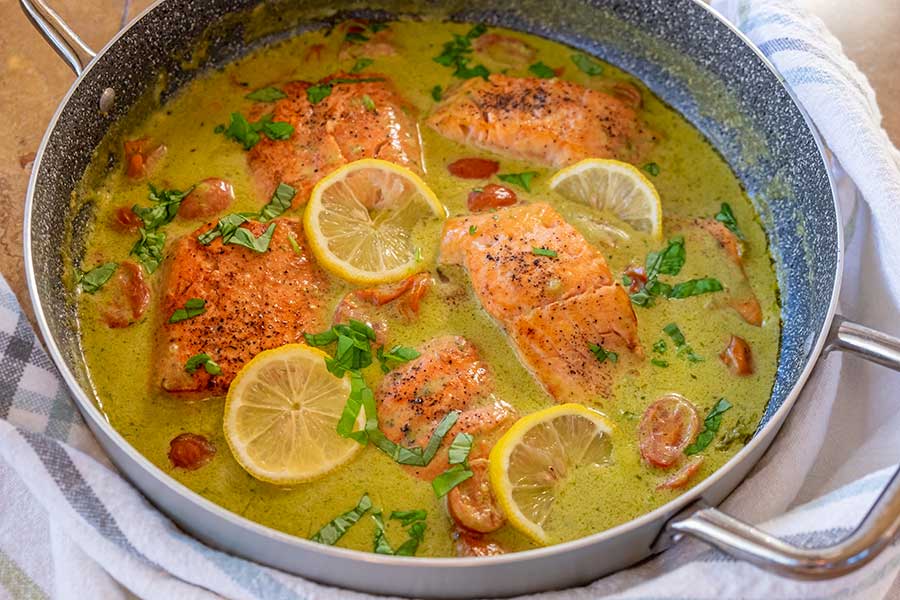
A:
662,315,900,578
19,0,96,76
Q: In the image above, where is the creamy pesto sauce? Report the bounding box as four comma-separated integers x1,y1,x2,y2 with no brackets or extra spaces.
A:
75,20,780,556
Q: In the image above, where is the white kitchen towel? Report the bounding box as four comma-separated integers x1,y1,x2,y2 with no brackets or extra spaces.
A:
3,0,900,599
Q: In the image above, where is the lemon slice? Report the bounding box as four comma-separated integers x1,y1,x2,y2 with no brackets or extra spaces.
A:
549,158,663,240
489,404,614,544
304,159,447,284
224,344,362,484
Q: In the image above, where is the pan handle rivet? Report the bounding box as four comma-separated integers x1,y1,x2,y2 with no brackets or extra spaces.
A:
100,87,116,114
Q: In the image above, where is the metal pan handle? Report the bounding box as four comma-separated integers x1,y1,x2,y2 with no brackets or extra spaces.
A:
662,315,900,578
19,0,96,76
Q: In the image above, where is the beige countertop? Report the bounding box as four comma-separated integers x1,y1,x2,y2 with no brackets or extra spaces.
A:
2,1,897,323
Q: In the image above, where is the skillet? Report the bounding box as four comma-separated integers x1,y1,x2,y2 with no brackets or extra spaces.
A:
20,0,900,596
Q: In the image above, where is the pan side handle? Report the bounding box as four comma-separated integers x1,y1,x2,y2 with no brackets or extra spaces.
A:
661,315,900,579
19,0,96,76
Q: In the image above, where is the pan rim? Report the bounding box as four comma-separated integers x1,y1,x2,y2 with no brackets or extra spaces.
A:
21,0,844,573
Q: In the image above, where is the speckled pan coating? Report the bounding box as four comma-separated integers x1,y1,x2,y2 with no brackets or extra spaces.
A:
24,0,839,594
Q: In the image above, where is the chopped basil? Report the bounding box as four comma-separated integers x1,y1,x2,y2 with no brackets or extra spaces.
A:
369,22,389,33
350,57,374,73
130,228,166,273
184,353,221,375
498,171,537,192
376,344,421,373
213,124,225,134
571,53,603,76
287,234,303,257
715,202,745,240
643,162,661,177
77,262,118,294
663,323,705,363
646,236,685,279
307,84,333,104
132,184,191,230
390,509,427,526
260,118,294,141
361,94,376,111
432,464,474,498
528,61,556,78
371,511,393,554
433,25,490,80
310,493,372,545
227,223,276,253
431,85,443,102
345,31,370,43
220,112,294,149
650,358,668,368
198,213,250,245
532,247,557,258
305,320,377,377
588,343,618,364
169,298,206,323
652,339,667,354
245,86,287,102
395,521,426,556
685,398,732,455
468,225,477,235
258,183,296,222
448,432,474,465
669,277,724,299
372,509,427,556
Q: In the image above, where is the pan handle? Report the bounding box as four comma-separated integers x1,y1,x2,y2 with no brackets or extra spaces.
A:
661,315,900,578
19,0,96,76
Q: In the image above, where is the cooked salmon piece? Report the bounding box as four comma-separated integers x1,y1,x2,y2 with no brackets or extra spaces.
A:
248,73,423,203
427,74,656,167
156,218,328,397
441,203,640,402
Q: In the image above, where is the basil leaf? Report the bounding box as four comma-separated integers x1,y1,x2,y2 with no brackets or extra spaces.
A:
468,225,477,235
650,358,668,368
588,343,618,364
448,432,473,465
258,183,296,222
528,61,555,78
310,493,372,545
376,344,421,373
434,26,490,80
350,58,374,73
390,510,427,526
184,353,221,375
198,213,249,245
419,411,459,465
227,223,276,253
371,511,394,554
571,53,603,76
307,321,377,377
261,120,294,141
432,464,474,498
222,112,260,150
646,236,685,279
643,162,661,177
361,94,376,111
652,339,667,354
245,86,287,102
130,228,166,273
287,234,303,257
169,298,206,323
307,83,332,104
431,85,443,102
394,521,426,556
715,202,745,240
685,398,732,455
662,323,686,347
132,184,191,230
452,62,490,80
531,247,557,258
668,277,724,299
78,263,118,294
335,371,376,443
498,171,537,192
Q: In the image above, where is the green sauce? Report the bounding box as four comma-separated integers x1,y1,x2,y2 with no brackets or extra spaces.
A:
74,20,779,556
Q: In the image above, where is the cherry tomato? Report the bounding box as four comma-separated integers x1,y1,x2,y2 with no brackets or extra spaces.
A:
123,138,166,179
721,335,754,375
178,178,235,220
447,158,500,180
623,264,648,294
100,261,150,328
168,433,216,470
638,394,700,468
447,458,506,533
731,295,762,327
656,456,704,490
111,206,142,234
467,184,517,212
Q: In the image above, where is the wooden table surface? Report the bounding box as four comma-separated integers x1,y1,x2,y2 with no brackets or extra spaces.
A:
2,1,898,322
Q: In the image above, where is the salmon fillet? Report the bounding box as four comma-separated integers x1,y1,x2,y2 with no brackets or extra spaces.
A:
248,73,423,203
427,74,656,167
441,203,640,402
156,218,328,397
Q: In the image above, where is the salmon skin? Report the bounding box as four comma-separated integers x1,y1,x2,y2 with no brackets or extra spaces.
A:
156,218,328,397
248,72,424,203
427,74,656,167
441,203,641,402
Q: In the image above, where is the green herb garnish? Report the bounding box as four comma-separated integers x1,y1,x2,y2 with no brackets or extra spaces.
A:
646,236,685,279
432,464,474,498
715,202,745,240
169,298,206,323
663,322,704,363
287,234,303,257
226,222,277,253
468,225,477,235
307,84,333,104
448,432,473,465
372,511,393,554
528,61,556,78
643,162,661,177
372,509,427,556
498,171,537,192
431,85,443,102
588,343,619,364
361,94,376,111
669,277,724,299
650,358,668,368
76,263,118,294
376,345,421,373
130,228,166,273
433,24,490,80
197,213,250,246
132,184,191,230
350,57,374,73
571,53,603,76
310,493,372,545
245,86,287,102
345,31,370,43
532,247,557,258
220,112,294,149
305,320,377,377
258,182,296,222
652,339,667,354
685,398,732,455
184,353,221,375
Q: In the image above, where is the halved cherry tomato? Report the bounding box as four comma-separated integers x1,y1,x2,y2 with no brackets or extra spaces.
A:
720,335,754,375
123,138,166,180
623,264,648,294
399,274,431,318
656,456,704,490
454,530,507,557
473,33,536,67
178,178,235,220
356,273,420,306
467,184,517,212
638,394,701,468
111,206,142,234
448,158,500,180
447,458,506,533
168,433,216,470
100,261,150,328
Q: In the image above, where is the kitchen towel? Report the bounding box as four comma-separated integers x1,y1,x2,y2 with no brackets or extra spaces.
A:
3,0,900,598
